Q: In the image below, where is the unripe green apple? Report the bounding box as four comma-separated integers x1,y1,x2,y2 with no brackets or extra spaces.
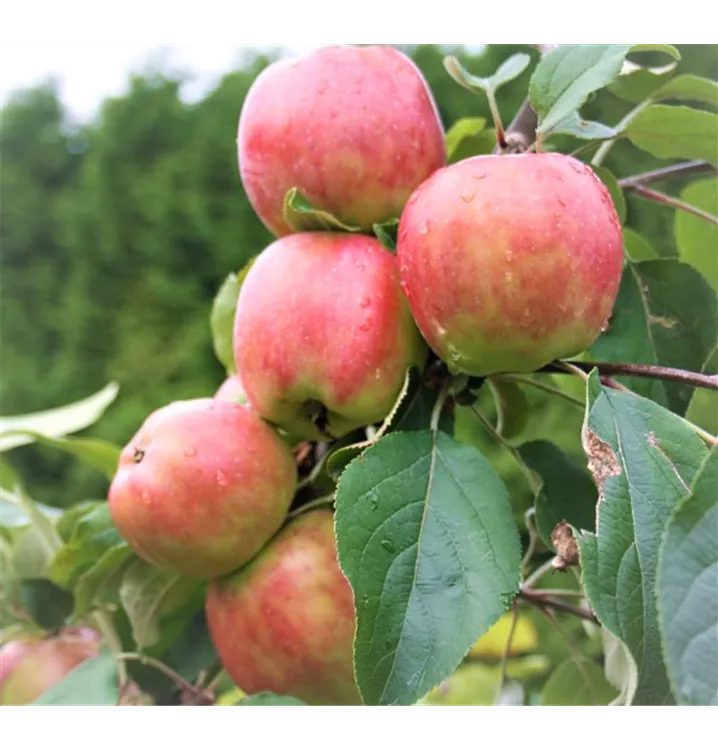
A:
397,153,624,376
108,398,297,578
214,374,248,405
0,629,100,705
238,45,446,236
234,232,427,440
206,509,361,706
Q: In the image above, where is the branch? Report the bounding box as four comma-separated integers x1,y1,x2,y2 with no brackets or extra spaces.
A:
629,185,718,226
618,160,716,190
541,360,718,391
518,589,598,623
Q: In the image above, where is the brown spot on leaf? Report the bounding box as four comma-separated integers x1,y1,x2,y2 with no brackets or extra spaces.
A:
582,427,622,534
648,432,690,492
551,521,580,571
648,315,678,329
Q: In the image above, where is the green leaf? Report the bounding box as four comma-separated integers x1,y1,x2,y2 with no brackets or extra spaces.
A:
629,44,680,60
0,433,120,480
594,167,626,224
626,105,718,166
18,579,73,630
210,271,244,374
445,117,486,162
623,228,658,262
542,658,618,705
517,440,597,549
119,559,203,649
444,54,531,94
592,259,718,415
487,379,529,440
12,525,56,579
675,179,718,290
283,187,360,233
372,218,399,252
32,653,118,705
0,382,119,452
603,627,639,706
654,74,718,108
657,446,718,706
73,545,133,618
530,45,632,136
609,65,676,104
335,430,521,706
239,692,307,706
579,371,709,704
547,112,620,140
0,456,24,492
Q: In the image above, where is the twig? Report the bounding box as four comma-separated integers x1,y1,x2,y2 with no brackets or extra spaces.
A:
496,374,584,408
618,160,716,190
93,610,127,687
629,185,718,226
493,603,520,705
287,493,335,519
116,652,209,700
541,360,718,391
518,589,598,623
520,508,539,574
522,557,556,589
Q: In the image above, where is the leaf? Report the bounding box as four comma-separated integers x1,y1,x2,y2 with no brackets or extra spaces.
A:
517,440,597,549
0,382,119,452
542,659,618,705
529,45,632,136
372,218,399,252
487,378,529,439
602,627,639,705
626,105,718,167
468,612,538,659
210,271,243,374
593,166,626,224
629,44,680,60
283,187,360,233
335,430,521,706
675,178,718,290
32,654,118,705
654,74,718,108
444,54,531,94
0,456,24,492
547,112,620,140
609,65,676,104
623,228,658,262
18,579,73,630
592,259,718,415
73,545,133,618
657,446,718,706
12,525,56,579
238,692,307,706
444,117,486,162
578,371,709,704
0,432,120,480
119,559,203,649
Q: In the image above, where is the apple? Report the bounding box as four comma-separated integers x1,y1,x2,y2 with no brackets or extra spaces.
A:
233,232,427,440
238,45,446,236
397,153,624,376
0,629,100,705
108,398,297,578
205,509,361,706
214,374,248,405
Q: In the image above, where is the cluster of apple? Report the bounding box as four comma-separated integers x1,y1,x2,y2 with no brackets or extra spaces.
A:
107,45,623,706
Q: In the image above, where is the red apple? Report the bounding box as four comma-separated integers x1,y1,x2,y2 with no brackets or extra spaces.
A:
206,509,361,706
214,374,248,405
108,398,297,578
233,232,427,439
397,153,624,375
0,629,100,705
238,45,446,236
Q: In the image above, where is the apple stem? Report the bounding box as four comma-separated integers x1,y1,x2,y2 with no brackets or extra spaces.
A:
629,185,718,226
618,159,716,190
486,90,507,150
543,360,718,391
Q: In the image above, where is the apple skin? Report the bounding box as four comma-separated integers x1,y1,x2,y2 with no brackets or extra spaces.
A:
206,509,361,706
397,153,624,376
108,398,297,578
234,232,427,440
0,629,100,705
214,374,248,405
238,45,446,236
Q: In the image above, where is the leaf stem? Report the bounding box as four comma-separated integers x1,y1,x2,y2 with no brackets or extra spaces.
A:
629,185,718,225
591,100,650,167
541,360,718,391
92,610,127,686
115,652,206,699
286,493,335,519
618,160,716,189
520,508,539,574
493,602,520,705
486,89,507,149
430,381,451,432
496,374,585,408
522,557,556,589
518,589,598,623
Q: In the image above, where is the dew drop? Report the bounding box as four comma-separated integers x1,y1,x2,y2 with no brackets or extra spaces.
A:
418,220,430,236
359,318,373,332
354,261,366,271
558,197,567,207
183,447,197,458
505,271,513,283
381,539,396,554
472,172,487,180
141,491,151,505
216,470,228,487
360,296,371,309
460,187,475,203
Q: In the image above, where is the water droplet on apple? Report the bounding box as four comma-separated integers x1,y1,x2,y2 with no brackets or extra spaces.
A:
360,296,371,309
354,261,366,271
418,221,430,236
141,491,151,505
472,172,487,180
505,271,513,283
359,318,373,332
381,539,396,554
558,197,567,207
183,447,197,458
601,319,611,333
216,470,228,487
460,187,475,203
505,249,514,262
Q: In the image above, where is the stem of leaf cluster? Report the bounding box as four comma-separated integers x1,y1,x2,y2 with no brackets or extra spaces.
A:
497,374,585,408
92,610,128,687
630,185,718,225
618,160,717,189
116,652,202,697
487,89,507,149
591,100,650,167
519,589,598,623
522,557,556,589
520,508,539,574
493,603,520,705
287,493,335,519
430,382,451,432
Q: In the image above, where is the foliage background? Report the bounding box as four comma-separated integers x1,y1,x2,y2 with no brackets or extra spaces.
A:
2,43,716,509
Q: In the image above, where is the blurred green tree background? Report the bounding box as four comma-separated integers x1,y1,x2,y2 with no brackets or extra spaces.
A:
2,44,716,507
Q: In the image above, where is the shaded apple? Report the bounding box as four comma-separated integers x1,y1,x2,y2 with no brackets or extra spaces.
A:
206,509,361,705
0,629,100,705
234,232,426,440
238,45,446,236
108,398,297,578
214,374,248,405
397,153,624,376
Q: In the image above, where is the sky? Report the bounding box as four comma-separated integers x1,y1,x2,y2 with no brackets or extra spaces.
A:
0,39,479,121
